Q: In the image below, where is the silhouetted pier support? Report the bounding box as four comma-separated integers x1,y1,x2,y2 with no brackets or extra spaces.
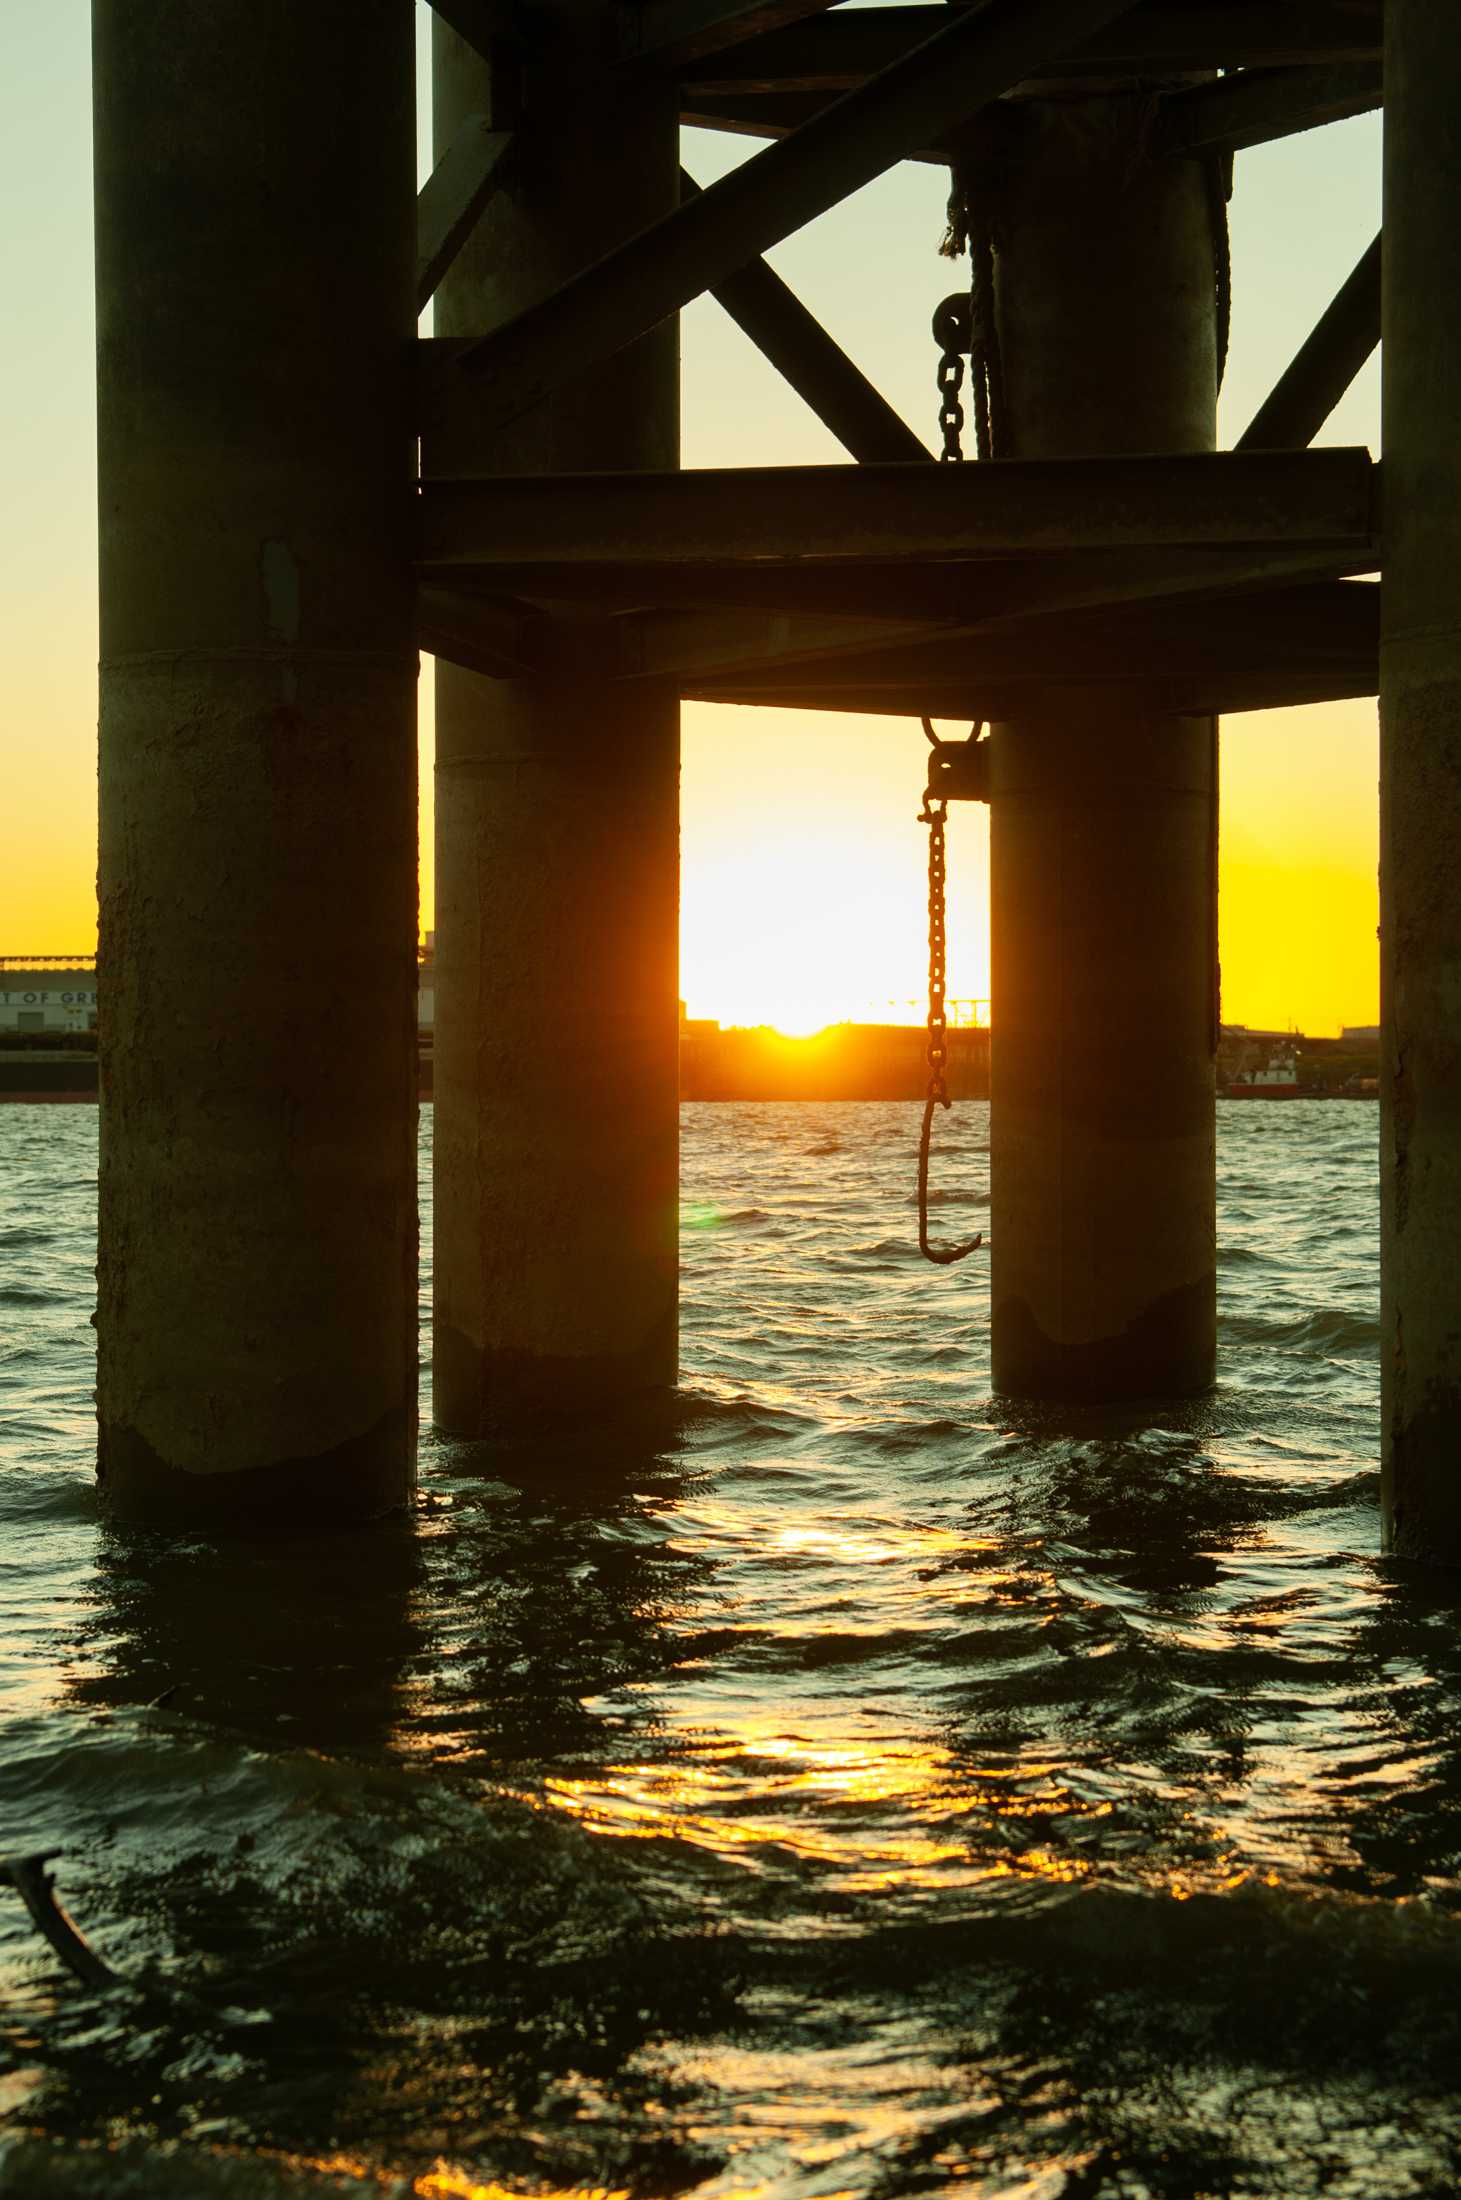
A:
429,15,680,1427
989,97,1218,1399
1380,0,1461,1562
92,2,419,1525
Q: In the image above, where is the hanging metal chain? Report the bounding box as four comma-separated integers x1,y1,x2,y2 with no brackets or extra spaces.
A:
916,720,982,1267
936,341,966,462
919,175,995,1264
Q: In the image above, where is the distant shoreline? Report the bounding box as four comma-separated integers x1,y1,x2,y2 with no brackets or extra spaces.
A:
0,1017,1381,1106
0,1054,1382,1108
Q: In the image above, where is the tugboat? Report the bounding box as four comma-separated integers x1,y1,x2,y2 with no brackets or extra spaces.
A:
1224,1042,1302,1098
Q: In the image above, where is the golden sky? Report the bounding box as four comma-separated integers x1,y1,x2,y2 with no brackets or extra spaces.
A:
0,8,1382,1037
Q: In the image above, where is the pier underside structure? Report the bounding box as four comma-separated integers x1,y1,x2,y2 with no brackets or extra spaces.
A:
92,0,1459,1558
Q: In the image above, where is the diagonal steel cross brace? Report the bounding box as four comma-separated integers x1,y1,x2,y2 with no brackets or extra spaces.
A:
455,0,1144,428
681,167,928,463
1237,234,1382,453
417,116,514,314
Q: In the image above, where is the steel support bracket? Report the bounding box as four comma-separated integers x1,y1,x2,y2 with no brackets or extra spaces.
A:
927,737,990,803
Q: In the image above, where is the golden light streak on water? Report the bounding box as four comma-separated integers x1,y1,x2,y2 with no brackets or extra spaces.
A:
267,2155,630,2200
8,1102,1461,2197
540,1719,1119,1895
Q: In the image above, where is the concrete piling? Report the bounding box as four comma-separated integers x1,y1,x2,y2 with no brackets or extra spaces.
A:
83,0,1392,1499
987,96,1219,1400
429,15,681,1427
1380,0,1461,1563
92,0,419,1525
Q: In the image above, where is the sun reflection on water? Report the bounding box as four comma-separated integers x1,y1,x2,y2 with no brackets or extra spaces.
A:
9,1104,1455,2197
278,2161,630,2200
540,1720,1116,1897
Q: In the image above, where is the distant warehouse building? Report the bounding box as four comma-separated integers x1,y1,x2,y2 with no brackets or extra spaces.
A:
2,953,439,1035
0,961,97,1033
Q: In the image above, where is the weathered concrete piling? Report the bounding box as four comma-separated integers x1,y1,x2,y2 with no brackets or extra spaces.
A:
88,0,1404,1544
1380,0,1461,1563
429,12,681,1428
988,96,1219,1399
92,1,419,1524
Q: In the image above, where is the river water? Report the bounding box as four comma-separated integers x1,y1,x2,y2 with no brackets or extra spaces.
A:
2,1100,1459,2199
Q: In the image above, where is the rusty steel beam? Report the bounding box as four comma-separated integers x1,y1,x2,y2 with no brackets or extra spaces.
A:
682,582,1380,717
1152,61,1382,158
417,583,540,678
415,543,1372,642
622,0,839,71
416,551,1000,615
682,2,1381,97
938,541,1380,625
430,0,538,63
417,118,513,312
1237,233,1382,451
691,665,1378,717
684,44,1383,161
417,587,1380,709
418,563,1382,696
681,577,1378,694
417,449,1377,574
680,92,821,145
457,0,1140,426
620,602,936,679
415,541,1378,664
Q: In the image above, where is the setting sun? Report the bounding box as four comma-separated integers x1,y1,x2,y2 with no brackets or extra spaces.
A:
680,704,991,1033
678,700,1377,1037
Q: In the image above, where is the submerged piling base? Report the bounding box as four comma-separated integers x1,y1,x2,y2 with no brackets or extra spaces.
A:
432,668,681,1427
429,15,681,1430
1381,0,1461,1562
990,710,1217,1400
92,0,419,1525
983,90,1219,1401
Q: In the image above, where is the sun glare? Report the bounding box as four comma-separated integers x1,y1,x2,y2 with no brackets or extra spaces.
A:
680,707,992,1033
765,1008,836,1042
674,704,1381,1038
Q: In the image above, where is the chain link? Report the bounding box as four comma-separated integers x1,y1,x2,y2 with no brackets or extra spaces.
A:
916,722,982,1266
920,789,952,1105
936,349,965,463
921,179,996,1264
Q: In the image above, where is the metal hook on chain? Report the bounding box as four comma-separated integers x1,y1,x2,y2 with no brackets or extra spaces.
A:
916,718,984,1267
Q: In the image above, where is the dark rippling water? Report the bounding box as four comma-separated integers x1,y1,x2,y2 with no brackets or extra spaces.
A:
3,1100,1461,2199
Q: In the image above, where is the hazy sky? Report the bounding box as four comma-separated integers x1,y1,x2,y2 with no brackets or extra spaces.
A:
0,3,1382,1033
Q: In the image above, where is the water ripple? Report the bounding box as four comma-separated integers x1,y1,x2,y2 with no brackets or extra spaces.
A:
4,1099,1458,2199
